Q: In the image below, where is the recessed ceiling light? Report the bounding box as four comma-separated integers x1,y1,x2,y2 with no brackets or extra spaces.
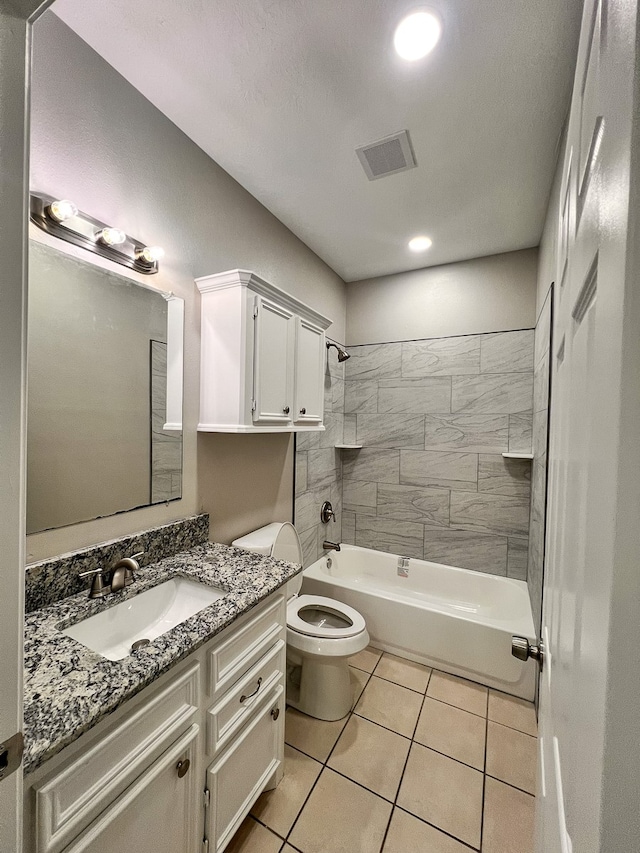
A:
408,235,432,252
394,10,442,61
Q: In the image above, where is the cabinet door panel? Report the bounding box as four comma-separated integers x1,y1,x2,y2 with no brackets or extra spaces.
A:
294,319,325,425
207,686,284,853
59,725,200,853
253,297,294,424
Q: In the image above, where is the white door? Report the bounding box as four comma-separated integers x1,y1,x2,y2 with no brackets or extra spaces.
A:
293,319,325,426
536,0,640,850
0,5,39,849
252,297,295,425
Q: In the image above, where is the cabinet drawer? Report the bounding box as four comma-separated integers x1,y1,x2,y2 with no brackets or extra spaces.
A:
35,661,199,853
208,594,285,699
207,639,285,755
206,685,284,853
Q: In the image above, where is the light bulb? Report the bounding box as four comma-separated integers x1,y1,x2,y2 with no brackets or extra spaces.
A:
408,235,432,252
138,245,165,263
97,227,126,246
48,199,78,223
394,10,442,61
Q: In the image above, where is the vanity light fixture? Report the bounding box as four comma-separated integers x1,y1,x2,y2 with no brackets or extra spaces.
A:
408,235,433,252
394,10,442,61
97,227,126,247
137,245,165,263
30,192,162,275
47,199,78,223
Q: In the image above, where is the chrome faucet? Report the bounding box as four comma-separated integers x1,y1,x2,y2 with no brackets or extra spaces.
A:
79,551,143,599
323,541,341,552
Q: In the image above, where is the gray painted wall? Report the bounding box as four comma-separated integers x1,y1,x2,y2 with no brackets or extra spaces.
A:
346,248,538,346
28,12,346,561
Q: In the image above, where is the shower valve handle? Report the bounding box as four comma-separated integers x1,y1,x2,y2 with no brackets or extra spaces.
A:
320,501,336,523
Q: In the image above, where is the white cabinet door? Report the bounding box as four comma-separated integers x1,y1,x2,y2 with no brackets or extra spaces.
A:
206,686,284,853
60,726,200,853
293,318,325,426
252,297,295,425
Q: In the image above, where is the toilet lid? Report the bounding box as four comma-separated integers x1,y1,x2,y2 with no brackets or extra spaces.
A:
287,594,366,638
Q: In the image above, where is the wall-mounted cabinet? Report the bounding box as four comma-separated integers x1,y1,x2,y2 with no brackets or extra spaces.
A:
196,270,332,433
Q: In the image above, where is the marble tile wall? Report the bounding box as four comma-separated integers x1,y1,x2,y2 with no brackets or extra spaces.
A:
340,331,535,577
527,291,552,633
294,345,344,567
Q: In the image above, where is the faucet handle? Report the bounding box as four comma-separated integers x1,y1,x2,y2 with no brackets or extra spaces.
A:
79,567,111,598
79,567,105,578
130,551,144,561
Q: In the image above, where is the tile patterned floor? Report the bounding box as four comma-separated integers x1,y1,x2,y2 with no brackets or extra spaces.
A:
227,647,537,853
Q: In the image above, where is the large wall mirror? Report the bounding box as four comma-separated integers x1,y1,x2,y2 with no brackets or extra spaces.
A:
27,240,184,534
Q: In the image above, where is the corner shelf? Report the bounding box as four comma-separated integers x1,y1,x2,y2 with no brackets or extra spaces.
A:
335,444,363,449
502,452,534,460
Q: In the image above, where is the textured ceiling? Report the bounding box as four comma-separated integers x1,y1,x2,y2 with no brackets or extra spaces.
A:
52,0,582,281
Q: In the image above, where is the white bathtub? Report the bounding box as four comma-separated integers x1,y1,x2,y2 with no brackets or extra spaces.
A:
302,544,537,700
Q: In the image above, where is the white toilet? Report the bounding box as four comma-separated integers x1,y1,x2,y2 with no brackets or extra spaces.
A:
232,522,369,721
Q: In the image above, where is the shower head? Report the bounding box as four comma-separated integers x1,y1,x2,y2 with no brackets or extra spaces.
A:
326,341,350,362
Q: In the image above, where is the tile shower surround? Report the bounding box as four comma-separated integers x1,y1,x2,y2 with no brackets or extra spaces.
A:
527,290,552,633
295,330,535,579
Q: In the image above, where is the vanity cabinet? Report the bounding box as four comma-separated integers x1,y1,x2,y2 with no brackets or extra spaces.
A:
24,592,287,853
196,269,331,433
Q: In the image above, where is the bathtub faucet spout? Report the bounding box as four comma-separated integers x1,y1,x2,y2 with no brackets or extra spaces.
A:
323,540,341,552
397,556,410,577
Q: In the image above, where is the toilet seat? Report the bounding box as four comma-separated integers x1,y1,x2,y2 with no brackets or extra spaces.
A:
287,594,366,638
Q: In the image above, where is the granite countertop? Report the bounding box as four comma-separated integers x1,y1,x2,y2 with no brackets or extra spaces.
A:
24,542,301,775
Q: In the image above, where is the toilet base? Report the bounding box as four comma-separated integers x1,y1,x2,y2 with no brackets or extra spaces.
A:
286,649,357,721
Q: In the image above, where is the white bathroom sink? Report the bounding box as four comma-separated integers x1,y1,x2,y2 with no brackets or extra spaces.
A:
62,577,226,661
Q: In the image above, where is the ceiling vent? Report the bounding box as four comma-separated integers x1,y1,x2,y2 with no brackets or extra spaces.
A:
356,130,417,181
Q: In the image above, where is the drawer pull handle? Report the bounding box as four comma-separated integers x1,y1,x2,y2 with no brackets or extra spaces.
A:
283,406,290,415
240,677,263,703
176,758,190,778
271,707,280,721
300,407,306,415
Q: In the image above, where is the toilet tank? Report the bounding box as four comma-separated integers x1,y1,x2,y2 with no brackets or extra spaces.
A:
232,522,303,598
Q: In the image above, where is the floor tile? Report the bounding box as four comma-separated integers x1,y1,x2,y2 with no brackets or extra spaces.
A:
349,666,369,705
288,768,392,853
488,689,537,736
397,743,483,848
349,645,383,673
486,720,537,794
426,670,488,717
225,817,282,853
355,675,423,737
383,808,470,853
414,697,486,770
251,745,322,837
483,776,535,853
285,707,348,762
374,652,432,693
328,714,411,800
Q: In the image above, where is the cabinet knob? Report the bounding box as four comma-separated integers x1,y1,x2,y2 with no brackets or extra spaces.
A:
176,758,190,778
271,707,280,721
299,407,306,415
283,405,290,415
